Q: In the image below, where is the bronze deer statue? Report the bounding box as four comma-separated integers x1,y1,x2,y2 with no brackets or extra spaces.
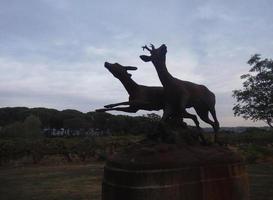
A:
140,44,220,141
96,62,200,128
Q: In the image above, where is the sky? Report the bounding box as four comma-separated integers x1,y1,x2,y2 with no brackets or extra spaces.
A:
0,0,273,127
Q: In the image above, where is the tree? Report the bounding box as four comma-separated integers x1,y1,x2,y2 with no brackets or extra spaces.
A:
232,54,273,128
31,107,59,128
0,115,42,138
1,121,25,138
23,115,43,138
0,107,30,126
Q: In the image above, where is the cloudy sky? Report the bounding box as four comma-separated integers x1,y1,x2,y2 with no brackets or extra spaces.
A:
1,0,273,127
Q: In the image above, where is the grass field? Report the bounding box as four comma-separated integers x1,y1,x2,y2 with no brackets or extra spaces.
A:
0,162,273,200
0,163,104,200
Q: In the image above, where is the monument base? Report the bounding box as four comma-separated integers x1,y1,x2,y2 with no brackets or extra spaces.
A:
102,141,249,200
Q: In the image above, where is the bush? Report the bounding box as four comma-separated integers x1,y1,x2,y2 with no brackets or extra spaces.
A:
220,129,273,145
0,139,28,165
0,115,43,139
73,137,97,162
0,137,103,165
0,135,143,165
239,144,273,163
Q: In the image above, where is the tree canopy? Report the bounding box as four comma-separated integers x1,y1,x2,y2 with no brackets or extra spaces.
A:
232,54,273,128
0,107,161,137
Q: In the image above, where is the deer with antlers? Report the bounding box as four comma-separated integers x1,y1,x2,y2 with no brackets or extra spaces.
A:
96,62,201,129
140,44,220,141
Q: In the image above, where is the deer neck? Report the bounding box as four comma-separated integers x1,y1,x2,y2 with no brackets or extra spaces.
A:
119,76,139,95
152,60,173,88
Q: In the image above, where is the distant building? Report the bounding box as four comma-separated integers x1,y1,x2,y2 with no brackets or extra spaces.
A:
42,127,111,137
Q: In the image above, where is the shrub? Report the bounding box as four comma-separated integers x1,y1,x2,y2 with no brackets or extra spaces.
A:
239,144,273,163
72,137,98,162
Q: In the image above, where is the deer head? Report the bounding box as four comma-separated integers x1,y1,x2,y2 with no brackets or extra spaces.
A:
104,62,137,79
140,44,167,63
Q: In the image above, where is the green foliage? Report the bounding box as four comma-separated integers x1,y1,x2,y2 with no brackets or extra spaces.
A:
145,113,161,121
0,106,163,137
23,115,43,138
0,107,30,126
96,149,108,161
239,144,273,164
0,121,25,138
0,134,143,165
31,108,60,128
233,54,273,128
0,115,42,138
220,128,273,145
219,128,273,164
0,136,108,165
87,112,112,131
72,137,98,161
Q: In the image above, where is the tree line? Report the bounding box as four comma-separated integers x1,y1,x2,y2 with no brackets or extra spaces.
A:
0,107,161,138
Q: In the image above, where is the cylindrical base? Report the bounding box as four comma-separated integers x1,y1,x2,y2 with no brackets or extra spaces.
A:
102,143,249,200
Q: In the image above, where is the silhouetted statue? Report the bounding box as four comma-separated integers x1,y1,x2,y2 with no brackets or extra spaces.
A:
140,44,220,141
96,62,200,128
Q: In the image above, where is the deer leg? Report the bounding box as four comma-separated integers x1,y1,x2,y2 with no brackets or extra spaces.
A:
162,106,173,121
95,108,108,112
105,100,152,108
209,107,220,133
181,110,200,128
180,109,206,144
104,101,130,108
112,107,139,113
209,107,220,143
195,108,214,128
96,106,138,113
195,106,220,142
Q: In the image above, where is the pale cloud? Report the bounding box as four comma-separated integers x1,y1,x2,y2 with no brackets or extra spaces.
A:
166,49,204,83
85,46,110,57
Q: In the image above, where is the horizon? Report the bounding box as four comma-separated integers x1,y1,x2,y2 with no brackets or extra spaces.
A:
1,0,272,128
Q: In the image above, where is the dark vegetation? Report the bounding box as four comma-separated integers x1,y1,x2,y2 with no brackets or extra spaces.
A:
219,128,273,163
0,106,272,166
0,107,160,137
0,107,153,165
0,135,143,166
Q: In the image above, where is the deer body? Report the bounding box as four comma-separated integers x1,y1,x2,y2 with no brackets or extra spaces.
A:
140,44,219,139
96,62,200,127
97,62,164,112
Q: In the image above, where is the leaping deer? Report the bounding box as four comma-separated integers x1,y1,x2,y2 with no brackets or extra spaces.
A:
140,44,220,141
96,62,200,129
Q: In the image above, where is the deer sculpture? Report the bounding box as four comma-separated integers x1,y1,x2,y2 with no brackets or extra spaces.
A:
96,62,200,129
140,44,220,141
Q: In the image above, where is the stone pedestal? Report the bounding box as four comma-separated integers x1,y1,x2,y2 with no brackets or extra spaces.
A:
102,142,249,200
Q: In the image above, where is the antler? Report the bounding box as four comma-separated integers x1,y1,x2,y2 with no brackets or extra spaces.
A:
142,45,151,52
142,43,155,52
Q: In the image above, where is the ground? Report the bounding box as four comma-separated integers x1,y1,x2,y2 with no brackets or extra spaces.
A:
0,163,104,200
0,162,273,200
248,163,273,200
